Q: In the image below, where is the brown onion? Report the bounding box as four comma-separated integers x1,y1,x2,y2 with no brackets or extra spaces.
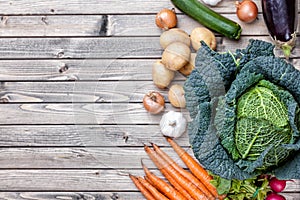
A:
236,0,258,23
155,8,177,30
143,91,165,114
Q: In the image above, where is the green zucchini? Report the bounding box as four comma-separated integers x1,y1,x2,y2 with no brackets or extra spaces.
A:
171,0,242,40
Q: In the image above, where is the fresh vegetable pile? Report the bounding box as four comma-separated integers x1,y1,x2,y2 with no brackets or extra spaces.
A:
184,39,300,182
139,1,299,199
130,138,223,200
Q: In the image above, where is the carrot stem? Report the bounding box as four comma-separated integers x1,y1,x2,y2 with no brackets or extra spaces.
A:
144,144,209,200
152,143,214,199
166,137,220,199
129,174,157,200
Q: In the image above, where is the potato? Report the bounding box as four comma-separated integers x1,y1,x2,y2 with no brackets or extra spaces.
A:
190,27,217,51
162,42,191,71
152,60,175,89
179,53,196,76
160,28,191,49
168,84,186,108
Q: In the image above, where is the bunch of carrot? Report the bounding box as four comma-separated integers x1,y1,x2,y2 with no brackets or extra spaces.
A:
129,137,225,200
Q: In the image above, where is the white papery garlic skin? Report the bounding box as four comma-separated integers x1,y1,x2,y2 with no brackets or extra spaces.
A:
160,111,187,138
202,0,222,6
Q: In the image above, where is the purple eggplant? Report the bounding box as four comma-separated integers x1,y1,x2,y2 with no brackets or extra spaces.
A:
261,0,298,58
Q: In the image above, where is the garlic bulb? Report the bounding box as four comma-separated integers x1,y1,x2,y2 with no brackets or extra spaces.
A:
202,0,222,6
160,111,187,138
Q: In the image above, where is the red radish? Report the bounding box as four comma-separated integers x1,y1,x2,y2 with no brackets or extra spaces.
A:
269,177,292,193
266,192,286,200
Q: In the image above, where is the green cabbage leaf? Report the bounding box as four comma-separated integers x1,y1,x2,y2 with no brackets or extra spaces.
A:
184,40,300,180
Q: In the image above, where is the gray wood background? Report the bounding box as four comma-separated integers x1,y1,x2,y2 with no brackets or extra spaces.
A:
0,0,299,199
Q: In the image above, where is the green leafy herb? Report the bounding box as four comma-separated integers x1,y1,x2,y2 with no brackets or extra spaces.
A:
210,174,271,200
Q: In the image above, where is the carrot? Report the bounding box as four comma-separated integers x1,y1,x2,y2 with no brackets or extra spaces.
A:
144,144,209,200
137,176,170,200
142,159,193,200
144,175,155,185
166,137,220,199
159,170,194,200
152,143,214,199
142,161,187,200
129,174,156,200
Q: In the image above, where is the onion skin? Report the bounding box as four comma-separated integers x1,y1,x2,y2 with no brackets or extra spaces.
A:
236,0,258,23
261,0,298,58
143,92,165,114
155,8,177,30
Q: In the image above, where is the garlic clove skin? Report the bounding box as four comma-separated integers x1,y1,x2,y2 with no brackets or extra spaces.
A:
202,0,222,6
160,111,187,138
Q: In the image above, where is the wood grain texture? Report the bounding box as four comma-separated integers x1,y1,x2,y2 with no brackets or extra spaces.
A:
0,36,299,59
0,37,162,59
0,57,298,81
0,0,266,15
0,13,285,37
0,125,189,147
0,59,186,81
0,192,298,200
0,103,187,125
0,169,144,191
0,192,144,200
0,169,298,192
0,81,184,103
0,147,189,169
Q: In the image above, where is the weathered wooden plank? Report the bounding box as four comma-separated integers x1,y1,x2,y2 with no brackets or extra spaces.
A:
0,192,298,200
0,169,298,192
0,59,186,81
0,81,184,103
0,59,145,81
0,169,144,191
282,193,300,200
0,125,189,147
0,37,162,59
0,0,266,15
0,192,145,200
0,103,187,125
0,57,299,81
0,36,299,59
0,13,286,37
0,147,190,169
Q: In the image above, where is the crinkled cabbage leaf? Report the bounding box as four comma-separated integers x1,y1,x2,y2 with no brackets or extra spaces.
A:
184,40,300,180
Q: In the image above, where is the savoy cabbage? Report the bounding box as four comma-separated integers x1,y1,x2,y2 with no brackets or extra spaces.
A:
184,39,300,180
